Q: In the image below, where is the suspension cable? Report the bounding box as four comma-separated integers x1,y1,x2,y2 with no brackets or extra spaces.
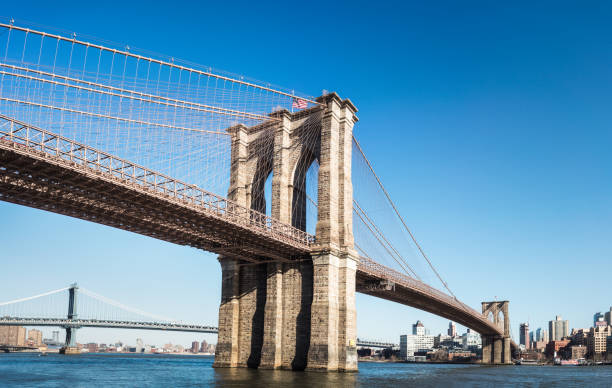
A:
79,287,178,323
352,135,458,300
0,286,70,306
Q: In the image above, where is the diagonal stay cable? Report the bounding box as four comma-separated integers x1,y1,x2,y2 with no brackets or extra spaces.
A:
353,199,421,280
352,135,458,300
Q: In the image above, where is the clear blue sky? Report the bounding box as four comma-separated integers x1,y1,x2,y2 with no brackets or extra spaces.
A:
1,1,611,346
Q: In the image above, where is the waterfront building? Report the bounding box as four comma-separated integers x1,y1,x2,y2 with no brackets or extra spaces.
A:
587,326,611,359
549,316,569,341
400,332,435,359
569,345,587,360
607,336,612,359
191,341,200,353
571,328,589,346
533,339,547,352
461,329,481,351
520,323,529,349
545,339,570,357
434,334,452,348
86,343,98,353
27,329,42,346
0,326,26,346
447,322,456,337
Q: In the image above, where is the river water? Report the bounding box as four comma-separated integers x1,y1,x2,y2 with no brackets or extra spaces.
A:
0,353,611,387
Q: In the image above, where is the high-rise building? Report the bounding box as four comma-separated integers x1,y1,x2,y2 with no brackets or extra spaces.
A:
448,322,456,337
529,331,536,346
549,316,569,341
520,323,529,349
0,326,26,346
605,307,612,326
191,341,200,353
412,321,426,336
587,326,612,359
200,340,209,353
27,329,43,346
594,312,605,327
534,327,548,343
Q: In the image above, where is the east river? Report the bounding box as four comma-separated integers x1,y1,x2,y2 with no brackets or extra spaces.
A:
1,353,611,387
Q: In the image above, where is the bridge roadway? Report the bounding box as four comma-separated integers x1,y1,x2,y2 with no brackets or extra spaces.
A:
0,316,393,349
0,115,506,340
0,317,219,333
355,339,398,349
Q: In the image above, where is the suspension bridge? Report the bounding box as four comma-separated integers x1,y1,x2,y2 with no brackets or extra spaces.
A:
0,284,217,344
0,283,396,351
0,19,514,369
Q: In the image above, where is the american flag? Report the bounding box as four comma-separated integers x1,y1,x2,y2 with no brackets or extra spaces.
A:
292,97,308,109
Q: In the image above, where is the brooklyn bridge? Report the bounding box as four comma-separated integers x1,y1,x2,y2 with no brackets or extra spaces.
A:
0,21,515,370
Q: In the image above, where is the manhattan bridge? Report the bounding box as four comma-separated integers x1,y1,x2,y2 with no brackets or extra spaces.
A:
0,19,516,370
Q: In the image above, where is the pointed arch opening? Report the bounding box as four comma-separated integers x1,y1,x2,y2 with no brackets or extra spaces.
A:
251,159,273,215
497,311,504,328
292,149,319,233
488,311,495,322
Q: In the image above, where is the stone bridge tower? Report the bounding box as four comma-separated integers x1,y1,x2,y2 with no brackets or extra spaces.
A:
213,93,359,371
481,301,511,364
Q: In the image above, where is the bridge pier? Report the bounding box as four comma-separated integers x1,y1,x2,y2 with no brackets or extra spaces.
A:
213,93,359,372
60,283,80,355
481,301,512,364
214,253,358,371
481,336,492,364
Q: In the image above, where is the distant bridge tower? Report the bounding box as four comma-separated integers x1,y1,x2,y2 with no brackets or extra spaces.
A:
214,93,358,372
481,301,511,364
60,283,80,355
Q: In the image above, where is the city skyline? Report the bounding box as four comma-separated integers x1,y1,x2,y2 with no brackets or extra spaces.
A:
1,0,611,345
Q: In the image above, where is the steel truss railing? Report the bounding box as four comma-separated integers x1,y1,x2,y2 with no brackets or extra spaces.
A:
357,256,503,336
356,339,398,349
0,317,218,333
0,115,315,249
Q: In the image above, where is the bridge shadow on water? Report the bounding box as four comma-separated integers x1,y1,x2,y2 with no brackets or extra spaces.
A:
214,367,357,388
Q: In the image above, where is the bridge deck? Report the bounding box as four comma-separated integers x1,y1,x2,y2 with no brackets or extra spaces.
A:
0,115,313,263
0,318,218,333
356,257,504,337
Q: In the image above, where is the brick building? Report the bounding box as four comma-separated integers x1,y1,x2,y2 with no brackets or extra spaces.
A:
0,326,26,346
545,339,570,357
